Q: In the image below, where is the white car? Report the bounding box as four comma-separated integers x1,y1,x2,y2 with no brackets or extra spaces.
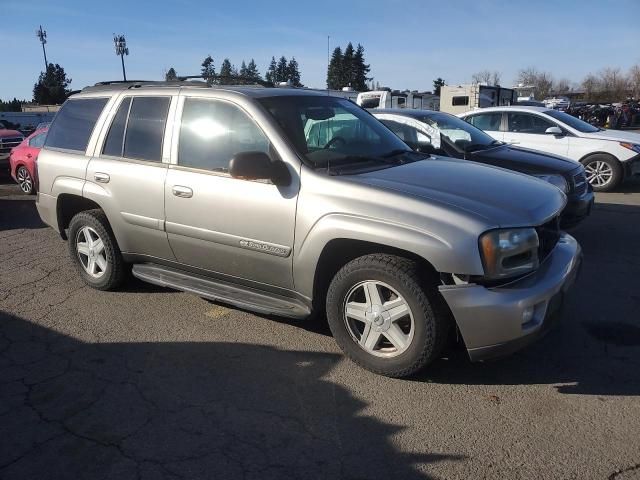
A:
459,106,640,191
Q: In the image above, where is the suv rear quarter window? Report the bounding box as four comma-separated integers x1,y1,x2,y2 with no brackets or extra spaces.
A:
45,98,108,152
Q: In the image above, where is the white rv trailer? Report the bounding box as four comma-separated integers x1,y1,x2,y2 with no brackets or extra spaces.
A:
356,90,440,111
439,84,517,115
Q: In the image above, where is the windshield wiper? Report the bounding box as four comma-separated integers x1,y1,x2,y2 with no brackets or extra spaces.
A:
381,148,413,158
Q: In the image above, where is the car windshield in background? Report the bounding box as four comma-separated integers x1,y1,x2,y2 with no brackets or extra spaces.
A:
258,95,414,171
544,109,600,133
421,112,499,152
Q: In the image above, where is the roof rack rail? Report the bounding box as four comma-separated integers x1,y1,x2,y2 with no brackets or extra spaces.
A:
178,75,273,88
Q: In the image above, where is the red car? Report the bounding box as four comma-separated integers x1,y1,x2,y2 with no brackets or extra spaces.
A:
9,128,47,195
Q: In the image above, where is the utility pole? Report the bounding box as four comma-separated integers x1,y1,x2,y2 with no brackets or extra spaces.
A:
36,25,48,71
113,34,129,81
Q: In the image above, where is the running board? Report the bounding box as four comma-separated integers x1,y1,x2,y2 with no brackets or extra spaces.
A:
131,263,310,319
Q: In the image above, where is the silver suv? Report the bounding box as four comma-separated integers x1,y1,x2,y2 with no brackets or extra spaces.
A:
35,81,581,377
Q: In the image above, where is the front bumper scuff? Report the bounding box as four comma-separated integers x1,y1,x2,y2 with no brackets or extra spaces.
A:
439,233,582,361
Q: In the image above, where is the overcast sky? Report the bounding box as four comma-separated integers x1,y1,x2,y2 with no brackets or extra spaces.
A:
1,0,639,100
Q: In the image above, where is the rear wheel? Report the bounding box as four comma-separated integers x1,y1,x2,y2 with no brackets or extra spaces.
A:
582,154,622,192
16,166,35,195
67,209,127,290
326,254,448,378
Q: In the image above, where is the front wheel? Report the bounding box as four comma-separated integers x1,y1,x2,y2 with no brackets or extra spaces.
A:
325,254,448,378
583,154,622,192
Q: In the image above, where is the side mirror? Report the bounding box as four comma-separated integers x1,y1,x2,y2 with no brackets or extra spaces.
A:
545,126,564,135
229,151,291,186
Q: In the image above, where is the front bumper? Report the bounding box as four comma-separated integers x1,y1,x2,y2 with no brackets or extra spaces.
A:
439,233,582,361
561,187,594,229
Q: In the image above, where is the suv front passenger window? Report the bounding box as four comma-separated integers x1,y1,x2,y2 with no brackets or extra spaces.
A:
178,98,270,172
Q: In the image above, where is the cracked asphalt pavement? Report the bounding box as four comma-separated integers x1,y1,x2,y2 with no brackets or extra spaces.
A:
1,172,640,479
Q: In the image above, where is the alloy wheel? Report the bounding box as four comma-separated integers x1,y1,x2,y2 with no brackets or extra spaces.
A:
343,280,415,358
16,167,33,194
585,161,613,188
76,226,108,279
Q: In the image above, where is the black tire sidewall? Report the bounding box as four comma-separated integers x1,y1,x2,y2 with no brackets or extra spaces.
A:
583,154,622,192
67,210,123,290
326,257,438,376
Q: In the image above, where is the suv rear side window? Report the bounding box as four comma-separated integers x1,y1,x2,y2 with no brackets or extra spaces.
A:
123,97,170,161
45,98,108,152
468,113,502,131
178,98,269,172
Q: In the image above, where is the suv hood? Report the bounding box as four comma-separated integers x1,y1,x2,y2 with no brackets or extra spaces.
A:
348,158,566,227
579,128,640,143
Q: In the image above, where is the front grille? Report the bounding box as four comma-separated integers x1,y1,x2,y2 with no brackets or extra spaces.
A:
536,216,560,262
572,168,588,195
0,137,23,154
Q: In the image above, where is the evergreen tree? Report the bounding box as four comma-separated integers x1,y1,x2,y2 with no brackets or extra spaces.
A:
352,44,370,91
276,56,289,83
327,46,343,89
33,63,72,105
201,55,216,85
165,67,178,81
239,61,248,78
219,58,233,84
246,59,261,81
286,57,302,87
433,77,445,96
341,43,355,88
265,57,277,85
0,98,25,112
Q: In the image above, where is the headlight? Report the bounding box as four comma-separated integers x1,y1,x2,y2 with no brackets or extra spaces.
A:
533,174,568,193
479,228,539,280
620,142,640,154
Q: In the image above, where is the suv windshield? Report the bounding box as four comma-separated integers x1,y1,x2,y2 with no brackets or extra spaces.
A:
543,110,600,133
420,112,500,153
258,95,413,170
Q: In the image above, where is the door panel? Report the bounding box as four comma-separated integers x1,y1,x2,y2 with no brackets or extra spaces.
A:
164,96,297,289
84,94,175,260
165,170,297,288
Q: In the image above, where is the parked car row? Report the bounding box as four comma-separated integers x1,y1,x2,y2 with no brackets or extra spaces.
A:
31,81,582,379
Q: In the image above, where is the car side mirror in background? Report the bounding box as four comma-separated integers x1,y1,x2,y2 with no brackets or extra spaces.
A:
545,126,564,136
229,151,291,186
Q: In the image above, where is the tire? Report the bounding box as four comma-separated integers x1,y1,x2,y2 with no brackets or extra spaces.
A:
582,154,623,192
67,209,127,290
325,254,448,378
16,166,35,195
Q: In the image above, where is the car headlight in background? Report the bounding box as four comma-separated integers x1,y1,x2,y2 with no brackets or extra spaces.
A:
479,228,539,280
620,142,640,154
533,174,568,193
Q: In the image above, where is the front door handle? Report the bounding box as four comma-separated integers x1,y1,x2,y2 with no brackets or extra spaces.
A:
172,185,193,198
94,172,110,183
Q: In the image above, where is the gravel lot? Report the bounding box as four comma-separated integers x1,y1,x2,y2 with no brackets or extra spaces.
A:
1,171,639,480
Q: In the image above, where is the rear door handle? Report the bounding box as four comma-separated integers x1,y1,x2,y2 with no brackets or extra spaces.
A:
172,185,193,198
94,172,110,183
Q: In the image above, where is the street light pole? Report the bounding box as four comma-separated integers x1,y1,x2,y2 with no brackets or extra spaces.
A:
113,34,129,81
36,25,48,71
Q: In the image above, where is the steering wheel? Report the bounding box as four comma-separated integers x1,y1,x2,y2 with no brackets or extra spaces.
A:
324,136,346,149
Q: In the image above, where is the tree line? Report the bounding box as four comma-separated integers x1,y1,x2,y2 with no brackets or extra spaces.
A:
165,55,303,87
